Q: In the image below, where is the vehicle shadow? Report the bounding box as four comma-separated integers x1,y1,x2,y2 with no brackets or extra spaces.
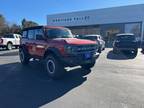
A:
0,48,7,51
0,62,90,108
0,50,19,56
107,50,137,60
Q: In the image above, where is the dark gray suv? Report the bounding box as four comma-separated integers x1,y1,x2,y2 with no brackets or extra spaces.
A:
113,33,139,55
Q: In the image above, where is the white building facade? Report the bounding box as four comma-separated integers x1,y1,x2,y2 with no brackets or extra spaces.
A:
47,4,144,46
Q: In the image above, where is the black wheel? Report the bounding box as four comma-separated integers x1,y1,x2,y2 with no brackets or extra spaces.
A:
133,49,138,56
19,48,30,65
7,42,13,50
98,46,102,53
45,55,65,79
81,62,95,70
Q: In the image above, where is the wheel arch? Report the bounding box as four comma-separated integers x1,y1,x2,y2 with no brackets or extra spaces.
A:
44,48,61,59
19,44,29,54
7,41,13,45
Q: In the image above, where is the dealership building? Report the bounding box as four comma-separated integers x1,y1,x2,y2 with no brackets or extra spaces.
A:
47,4,144,46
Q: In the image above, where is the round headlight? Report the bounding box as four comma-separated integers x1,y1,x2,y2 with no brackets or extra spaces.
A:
64,45,73,53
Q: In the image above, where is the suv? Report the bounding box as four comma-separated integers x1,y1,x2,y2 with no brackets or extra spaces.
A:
19,26,99,79
76,34,105,53
113,33,139,55
0,34,21,50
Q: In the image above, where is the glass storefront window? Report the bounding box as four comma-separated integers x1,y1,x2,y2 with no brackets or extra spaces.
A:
70,27,100,35
125,23,141,40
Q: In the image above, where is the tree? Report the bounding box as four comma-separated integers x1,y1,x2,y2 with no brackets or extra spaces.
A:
10,24,21,34
21,18,26,28
21,18,39,28
0,14,7,36
0,14,39,36
0,14,5,26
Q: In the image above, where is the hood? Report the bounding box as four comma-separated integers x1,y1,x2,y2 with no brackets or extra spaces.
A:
61,38,96,45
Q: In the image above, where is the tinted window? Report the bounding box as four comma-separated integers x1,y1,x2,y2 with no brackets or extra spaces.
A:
22,31,27,38
78,35,97,41
117,35,135,41
35,29,44,40
86,36,97,41
4,35,14,38
77,35,88,39
28,30,35,39
15,35,18,38
15,35,20,38
77,35,85,39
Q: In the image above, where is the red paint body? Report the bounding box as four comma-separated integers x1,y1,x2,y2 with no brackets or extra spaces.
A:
21,26,97,58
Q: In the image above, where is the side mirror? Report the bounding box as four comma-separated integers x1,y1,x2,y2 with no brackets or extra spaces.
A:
36,34,44,40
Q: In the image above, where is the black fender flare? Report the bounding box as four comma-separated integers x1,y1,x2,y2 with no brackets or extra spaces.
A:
19,44,29,54
44,47,62,59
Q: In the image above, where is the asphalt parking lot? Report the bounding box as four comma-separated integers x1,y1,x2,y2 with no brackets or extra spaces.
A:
0,48,144,108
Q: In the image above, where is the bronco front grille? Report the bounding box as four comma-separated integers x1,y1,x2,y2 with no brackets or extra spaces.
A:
73,44,97,54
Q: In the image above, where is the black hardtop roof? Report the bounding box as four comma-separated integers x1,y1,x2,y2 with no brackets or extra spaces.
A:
116,33,135,37
22,26,43,31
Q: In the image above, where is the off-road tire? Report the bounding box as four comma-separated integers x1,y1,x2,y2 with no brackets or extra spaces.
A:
45,55,65,79
19,48,30,65
133,49,138,57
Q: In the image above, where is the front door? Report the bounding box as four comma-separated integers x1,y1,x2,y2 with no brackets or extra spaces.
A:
27,29,36,55
34,28,47,57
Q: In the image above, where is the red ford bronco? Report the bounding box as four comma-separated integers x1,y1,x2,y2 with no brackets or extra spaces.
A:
19,26,99,79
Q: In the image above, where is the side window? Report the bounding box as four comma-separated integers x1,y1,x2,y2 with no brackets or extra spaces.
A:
15,35,18,38
18,35,21,38
22,31,27,38
35,29,44,40
5,35,14,38
10,35,14,38
28,30,35,40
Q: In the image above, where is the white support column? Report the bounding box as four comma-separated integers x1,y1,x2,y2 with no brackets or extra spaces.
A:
141,21,144,41
141,21,144,48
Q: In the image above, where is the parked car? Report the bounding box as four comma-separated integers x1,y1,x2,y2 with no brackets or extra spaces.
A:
76,34,105,53
19,26,100,79
113,33,139,55
0,34,21,50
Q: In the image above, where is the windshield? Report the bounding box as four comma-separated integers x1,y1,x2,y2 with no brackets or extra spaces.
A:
46,28,73,38
116,35,135,41
77,35,97,41
86,36,97,41
84,36,97,41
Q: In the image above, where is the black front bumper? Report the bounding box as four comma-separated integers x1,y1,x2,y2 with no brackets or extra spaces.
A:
59,52,99,67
